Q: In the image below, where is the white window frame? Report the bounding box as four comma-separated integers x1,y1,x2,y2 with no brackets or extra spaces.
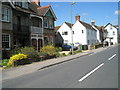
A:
2,7,10,22
2,33,10,50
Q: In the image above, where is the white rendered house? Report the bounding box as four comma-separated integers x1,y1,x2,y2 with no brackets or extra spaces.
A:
58,15,97,46
105,23,118,45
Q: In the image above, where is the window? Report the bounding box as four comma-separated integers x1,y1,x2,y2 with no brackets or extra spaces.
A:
44,18,48,28
87,40,89,45
15,2,22,7
2,34,10,48
22,2,28,9
62,31,68,35
2,7,10,22
82,30,84,33
73,31,74,34
113,31,115,35
49,19,53,29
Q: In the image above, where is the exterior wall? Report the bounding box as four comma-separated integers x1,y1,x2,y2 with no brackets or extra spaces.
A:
86,29,97,45
72,20,87,46
0,1,2,59
92,26,101,43
2,3,13,49
58,23,72,45
105,24,118,44
55,32,63,47
12,10,30,48
2,4,13,31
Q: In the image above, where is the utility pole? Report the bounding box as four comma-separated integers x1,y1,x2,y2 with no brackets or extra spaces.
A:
70,2,75,55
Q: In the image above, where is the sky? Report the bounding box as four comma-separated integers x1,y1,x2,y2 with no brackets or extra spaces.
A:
40,2,119,27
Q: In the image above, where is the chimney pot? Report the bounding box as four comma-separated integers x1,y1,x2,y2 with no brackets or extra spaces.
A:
91,19,95,26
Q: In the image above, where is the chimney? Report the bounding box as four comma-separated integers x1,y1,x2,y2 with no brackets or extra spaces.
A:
91,19,95,26
75,15,80,21
32,0,40,6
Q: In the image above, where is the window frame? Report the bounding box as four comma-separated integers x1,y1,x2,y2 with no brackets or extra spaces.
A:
44,18,48,28
2,7,10,22
2,33,10,50
49,19,53,29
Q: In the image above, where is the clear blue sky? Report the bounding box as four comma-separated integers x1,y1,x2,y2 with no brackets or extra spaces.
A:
41,2,118,27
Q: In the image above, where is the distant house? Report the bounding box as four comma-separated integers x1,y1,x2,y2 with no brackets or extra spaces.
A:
91,20,101,43
105,23,118,45
57,15,97,47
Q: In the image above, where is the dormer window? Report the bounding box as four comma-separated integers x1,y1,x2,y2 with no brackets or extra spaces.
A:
14,2,28,9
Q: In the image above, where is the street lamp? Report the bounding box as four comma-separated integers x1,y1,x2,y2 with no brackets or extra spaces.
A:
70,2,75,55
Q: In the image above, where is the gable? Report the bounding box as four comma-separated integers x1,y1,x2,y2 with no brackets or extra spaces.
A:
45,9,54,18
44,7,57,20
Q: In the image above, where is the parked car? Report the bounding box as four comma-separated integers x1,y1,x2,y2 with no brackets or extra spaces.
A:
62,45,78,51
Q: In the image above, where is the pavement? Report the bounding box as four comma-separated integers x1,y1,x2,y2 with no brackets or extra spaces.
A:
1,45,117,81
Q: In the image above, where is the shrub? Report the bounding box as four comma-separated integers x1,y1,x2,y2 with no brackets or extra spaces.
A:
55,52,60,57
56,47,62,52
73,50,82,54
40,45,56,56
9,48,21,57
21,47,38,58
7,53,27,66
0,59,9,66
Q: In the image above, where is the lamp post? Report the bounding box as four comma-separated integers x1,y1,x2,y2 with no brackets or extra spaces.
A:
70,2,75,55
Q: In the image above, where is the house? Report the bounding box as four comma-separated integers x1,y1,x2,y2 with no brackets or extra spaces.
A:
104,23,118,45
57,15,97,48
98,26,108,43
91,20,101,43
1,0,56,51
41,5,57,46
54,26,63,47
1,1,56,59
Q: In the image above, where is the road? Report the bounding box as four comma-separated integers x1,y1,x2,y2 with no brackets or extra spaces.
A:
2,45,119,88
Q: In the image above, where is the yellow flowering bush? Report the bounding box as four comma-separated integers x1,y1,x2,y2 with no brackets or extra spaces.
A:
7,54,27,66
40,45,56,56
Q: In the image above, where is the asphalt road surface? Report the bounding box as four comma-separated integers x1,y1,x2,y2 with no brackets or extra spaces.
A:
2,45,119,88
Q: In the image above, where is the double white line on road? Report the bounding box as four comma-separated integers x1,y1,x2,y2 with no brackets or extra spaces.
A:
108,54,117,61
78,63,104,82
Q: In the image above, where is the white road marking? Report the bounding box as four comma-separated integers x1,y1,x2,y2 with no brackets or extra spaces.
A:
78,63,104,82
108,54,117,61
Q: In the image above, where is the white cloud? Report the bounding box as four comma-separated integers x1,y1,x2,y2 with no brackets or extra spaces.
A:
82,12,88,16
115,10,120,15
